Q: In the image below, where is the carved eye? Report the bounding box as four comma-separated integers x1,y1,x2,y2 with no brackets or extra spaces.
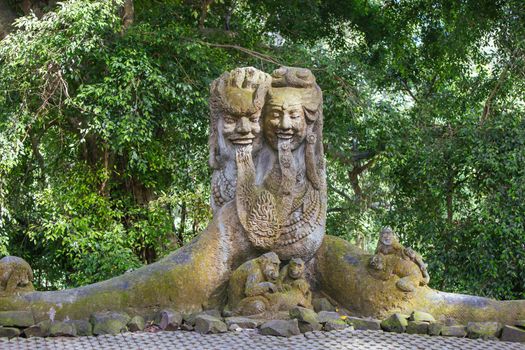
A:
249,116,259,122
224,116,235,124
291,114,301,119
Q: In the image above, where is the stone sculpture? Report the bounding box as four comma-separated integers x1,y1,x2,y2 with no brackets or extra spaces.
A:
368,253,426,292
227,252,280,315
0,66,523,328
276,258,312,308
228,254,314,316
235,67,326,261
209,67,271,212
0,256,34,295
375,226,430,285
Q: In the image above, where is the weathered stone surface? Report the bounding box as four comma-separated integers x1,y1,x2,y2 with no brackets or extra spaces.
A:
381,314,409,333
0,311,34,327
0,256,34,294
224,317,261,329
428,322,443,336
127,316,145,332
466,321,502,339
501,325,525,343
194,314,227,334
69,319,92,336
260,319,301,337
49,321,76,337
409,310,435,323
312,298,335,312
0,326,20,338
202,309,222,319
23,320,51,338
323,319,348,331
228,323,241,331
406,321,429,334
441,325,467,337
90,311,130,335
317,311,341,324
298,321,322,333
289,306,319,325
158,309,183,331
346,316,381,330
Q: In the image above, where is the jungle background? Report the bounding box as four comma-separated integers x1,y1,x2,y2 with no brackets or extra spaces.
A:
0,0,523,300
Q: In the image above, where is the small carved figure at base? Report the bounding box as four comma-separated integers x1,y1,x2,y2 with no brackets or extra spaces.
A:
368,253,426,292
0,256,34,295
375,227,430,285
277,258,312,308
227,252,281,315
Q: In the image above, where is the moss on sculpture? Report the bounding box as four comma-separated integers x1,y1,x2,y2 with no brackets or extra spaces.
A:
316,235,525,324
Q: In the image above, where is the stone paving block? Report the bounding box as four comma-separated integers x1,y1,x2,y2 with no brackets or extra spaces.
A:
225,316,264,329
467,321,502,339
194,314,227,334
49,321,77,337
90,311,130,335
158,309,183,331
441,325,467,337
346,316,381,330
381,313,409,333
406,321,429,334
260,319,301,337
428,322,443,336
501,325,525,343
0,326,20,338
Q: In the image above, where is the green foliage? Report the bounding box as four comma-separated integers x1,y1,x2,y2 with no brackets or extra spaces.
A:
0,0,523,299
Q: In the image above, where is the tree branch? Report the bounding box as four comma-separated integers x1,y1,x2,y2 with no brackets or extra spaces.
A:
195,40,287,66
480,48,523,124
399,78,418,103
323,142,378,165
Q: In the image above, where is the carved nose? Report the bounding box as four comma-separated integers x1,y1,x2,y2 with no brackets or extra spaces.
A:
236,117,251,134
279,115,292,130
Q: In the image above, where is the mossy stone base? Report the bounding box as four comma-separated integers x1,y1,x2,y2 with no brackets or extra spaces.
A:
0,311,34,327
90,311,130,335
0,327,20,338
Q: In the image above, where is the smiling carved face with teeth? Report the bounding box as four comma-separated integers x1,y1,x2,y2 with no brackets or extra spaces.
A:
220,84,262,148
263,88,307,151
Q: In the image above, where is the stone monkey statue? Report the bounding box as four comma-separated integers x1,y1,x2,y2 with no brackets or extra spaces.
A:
0,256,34,294
275,257,312,309
375,226,430,285
368,253,426,292
227,252,281,315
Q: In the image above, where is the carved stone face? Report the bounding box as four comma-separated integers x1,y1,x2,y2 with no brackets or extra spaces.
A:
379,228,395,246
369,254,384,271
220,112,261,146
220,86,262,147
288,258,305,279
261,252,281,281
263,88,307,151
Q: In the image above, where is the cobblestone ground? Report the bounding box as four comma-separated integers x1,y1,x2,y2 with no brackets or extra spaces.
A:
1,329,524,350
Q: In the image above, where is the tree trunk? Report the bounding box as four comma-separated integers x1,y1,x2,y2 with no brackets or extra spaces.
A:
0,0,17,39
